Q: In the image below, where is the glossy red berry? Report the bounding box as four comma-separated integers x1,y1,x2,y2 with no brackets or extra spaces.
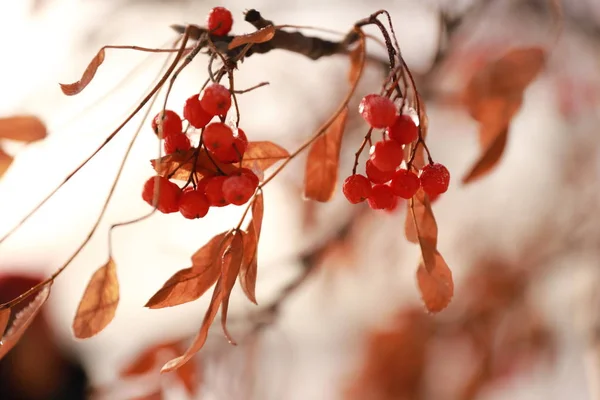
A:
200,84,232,116
365,160,394,184
420,163,450,196
370,140,404,172
203,176,229,207
234,167,260,189
213,128,248,163
183,95,213,129
385,195,399,213
203,122,234,156
342,174,372,204
387,114,418,145
151,110,182,138
359,94,397,129
164,133,191,155
389,169,420,199
367,184,395,210
207,7,233,36
142,176,181,213
179,189,210,219
222,175,255,206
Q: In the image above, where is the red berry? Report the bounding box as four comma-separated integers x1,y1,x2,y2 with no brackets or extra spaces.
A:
370,140,404,172
234,167,260,189
200,84,232,116
203,122,234,156
359,94,397,129
342,174,372,204
203,176,229,207
207,7,233,36
183,95,213,129
142,176,181,213
387,114,418,145
222,175,255,206
385,195,399,213
365,160,394,184
164,133,191,155
151,110,182,138
367,184,395,210
389,169,420,199
212,128,248,163
420,163,450,196
179,189,210,219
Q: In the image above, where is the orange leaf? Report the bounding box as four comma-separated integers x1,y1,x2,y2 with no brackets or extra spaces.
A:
0,115,47,142
0,147,12,178
151,148,237,181
218,233,244,344
60,48,106,96
146,233,227,309
175,355,200,396
0,308,9,336
228,26,276,50
462,126,509,184
303,107,348,202
72,258,119,338
0,284,51,360
240,192,264,304
416,251,453,313
347,31,366,84
240,141,289,173
405,189,437,245
412,99,429,171
120,342,179,377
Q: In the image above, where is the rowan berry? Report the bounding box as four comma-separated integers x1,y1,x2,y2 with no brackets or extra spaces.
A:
385,195,399,213
179,189,210,219
142,176,181,214
367,184,395,210
234,167,260,189
222,175,255,206
183,95,213,129
151,110,182,138
420,163,450,196
365,160,394,184
200,84,232,116
212,128,248,163
370,140,404,172
387,114,418,145
359,94,397,129
342,174,372,204
203,175,230,207
164,133,191,155
389,169,420,199
207,7,233,36
202,122,234,156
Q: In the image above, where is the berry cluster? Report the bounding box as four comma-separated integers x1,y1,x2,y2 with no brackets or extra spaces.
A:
343,94,450,210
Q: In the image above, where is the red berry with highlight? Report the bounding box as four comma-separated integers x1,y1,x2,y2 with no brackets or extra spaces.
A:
342,174,372,204
203,122,234,156
367,184,395,210
387,114,418,145
164,133,191,155
222,175,255,206
151,110,182,138
200,84,231,116
370,140,404,172
365,160,394,184
207,7,233,36
420,163,450,196
183,95,213,129
203,176,229,207
359,94,397,129
179,189,210,219
389,169,420,199
142,176,181,214
234,167,260,189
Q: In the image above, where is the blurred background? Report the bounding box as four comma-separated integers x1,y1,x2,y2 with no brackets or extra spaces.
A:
0,0,600,399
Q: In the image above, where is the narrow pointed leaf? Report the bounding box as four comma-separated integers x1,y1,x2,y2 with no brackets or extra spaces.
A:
240,141,289,172
120,342,179,377
462,126,509,183
304,107,348,202
228,26,276,49
60,48,106,95
72,258,119,338
219,233,244,345
0,308,9,336
0,116,47,142
175,354,200,396
405,189,437,245
416,251,453,313
347,32,366,84
240,192,264,304
0,147,13,178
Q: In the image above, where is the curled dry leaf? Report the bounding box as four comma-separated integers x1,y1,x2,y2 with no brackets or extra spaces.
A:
0,115,47,142
240,192,264,304
72,258,119,339
0,147,13,178
219,233,244,344
416,251,453,313
304,107,348,202
241,141,290,172
145,233,227,309
60,48,106,95
0,284,51,360
462,126,509,184
405,188,436,245
228,25,276,50
0,308,9,336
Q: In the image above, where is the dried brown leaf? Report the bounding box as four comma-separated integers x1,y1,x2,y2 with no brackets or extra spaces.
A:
240,192,264,304
304,107,348,202
72,258,119,338
0,308,9,336
60,48,106,95
120,343,179,377
0,284,51,360
228,26,276,50
241,141,290,173
219,233,244,344
0,147,13,178
151,148,237,181
175,355,200,396
416,251,453,313
462,126,509,184
405,189,437,245
348,32,366,84
0,115,47,142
